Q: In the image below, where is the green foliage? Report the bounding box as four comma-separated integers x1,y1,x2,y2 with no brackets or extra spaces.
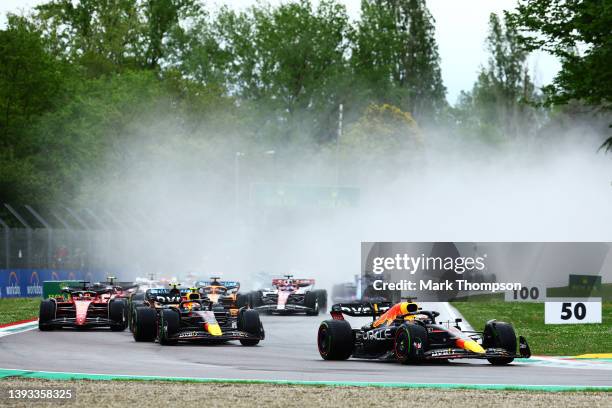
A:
0,15,74,205
453,13,542,142
352,0,446,122
3,0,609,208
505,0,612,149
452,301,612,356
216,0,351,141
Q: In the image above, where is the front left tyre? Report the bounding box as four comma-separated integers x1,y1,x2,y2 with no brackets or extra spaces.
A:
394,323,428,364
38,299,56,331
133,307,156,342
109,299,127,331
483,320,516,365
238,309,263,346
304,291,319,316
158,309,179,345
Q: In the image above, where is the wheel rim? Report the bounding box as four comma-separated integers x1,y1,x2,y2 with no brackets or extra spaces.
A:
394,329,410,359
317,326,329,356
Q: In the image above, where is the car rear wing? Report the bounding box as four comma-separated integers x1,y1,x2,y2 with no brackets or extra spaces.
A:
145,288,190,304
330,302,394,320
195,280,241,292
272,278,314,288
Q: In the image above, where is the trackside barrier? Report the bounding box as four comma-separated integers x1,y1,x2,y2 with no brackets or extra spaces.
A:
0,269,110,298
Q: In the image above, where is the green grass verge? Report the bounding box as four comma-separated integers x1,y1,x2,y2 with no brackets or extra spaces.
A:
0,298,39,325
452,301,612,356
547,283,612,301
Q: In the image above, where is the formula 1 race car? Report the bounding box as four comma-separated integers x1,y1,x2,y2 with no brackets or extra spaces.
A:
129,284,188,335
194,277,249,309
249,275,327,315
317,301,531,365
126,279,176,332
132,287,264,346
38,283,127,331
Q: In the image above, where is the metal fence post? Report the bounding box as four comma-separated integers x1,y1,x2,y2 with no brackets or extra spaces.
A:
65,207,92,273
4,204,32,268
0,216,9,269
25,205,53,269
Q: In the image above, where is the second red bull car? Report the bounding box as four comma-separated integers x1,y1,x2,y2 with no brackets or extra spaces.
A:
317,301,531,365
133,287,264,346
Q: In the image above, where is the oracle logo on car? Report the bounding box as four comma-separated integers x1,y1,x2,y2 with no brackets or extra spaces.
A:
362,328,392,341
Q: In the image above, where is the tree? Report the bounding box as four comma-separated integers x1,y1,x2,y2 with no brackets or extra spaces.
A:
352,0,446,122
0,16,67,144
34,0,199,75
0,15,73,205
505,0,612,149
215,0,352,142
453,13,541,141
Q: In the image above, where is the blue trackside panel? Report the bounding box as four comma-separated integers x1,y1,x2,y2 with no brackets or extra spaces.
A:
0,269,117,298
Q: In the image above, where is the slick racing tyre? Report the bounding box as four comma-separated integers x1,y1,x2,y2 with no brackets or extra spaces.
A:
238,309,263,346
304,291,319,316
249,291,263,308
39,299,56,331
110,299,127,331
159,309,179,345
318,320,353,360
236,293,249,308
315,289,327,312
394,323,428,364
129,293,145,331
483,320,516,365
133,307,156,342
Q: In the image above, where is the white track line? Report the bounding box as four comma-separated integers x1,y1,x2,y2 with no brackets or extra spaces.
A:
0,320,38,338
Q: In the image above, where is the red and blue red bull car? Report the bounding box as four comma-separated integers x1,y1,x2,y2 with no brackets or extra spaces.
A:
317,301,531,365
133,287,264,346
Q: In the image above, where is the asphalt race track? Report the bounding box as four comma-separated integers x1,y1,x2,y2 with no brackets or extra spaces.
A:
1,303,610,387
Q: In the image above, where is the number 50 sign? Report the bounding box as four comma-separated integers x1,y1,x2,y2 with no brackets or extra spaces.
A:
545,300,602,324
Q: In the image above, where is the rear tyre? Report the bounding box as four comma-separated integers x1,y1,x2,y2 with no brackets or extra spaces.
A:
128,293,145,331
394,323,428,364
236,293,249,308
238,309,263,346
318,320,353,360
483,321,516,365
304,291,319,316
159,309,179,345
316,289,328,312
249,291,263,308
133,307,156,342
39,299,56,331
109,299,127,331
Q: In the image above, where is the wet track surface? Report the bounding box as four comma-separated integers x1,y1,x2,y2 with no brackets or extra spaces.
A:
1,305,610,387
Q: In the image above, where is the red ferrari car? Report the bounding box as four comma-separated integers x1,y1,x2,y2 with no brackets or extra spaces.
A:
38,283,127,331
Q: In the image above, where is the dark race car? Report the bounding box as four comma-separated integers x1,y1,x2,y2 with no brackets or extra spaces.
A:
133,287,264,346
38,283,127,331
195,277,249,310
317,301,531,365
126,280,173,332
249,275,327,315
130,285,189,338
